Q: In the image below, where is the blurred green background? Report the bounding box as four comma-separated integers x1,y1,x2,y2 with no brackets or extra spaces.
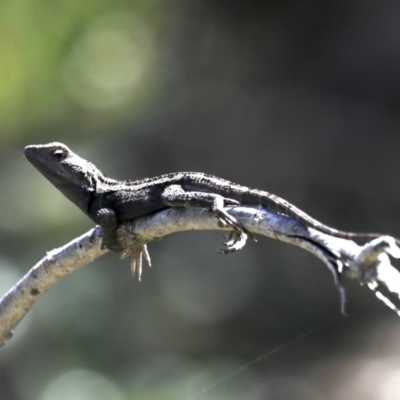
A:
2,1,400,399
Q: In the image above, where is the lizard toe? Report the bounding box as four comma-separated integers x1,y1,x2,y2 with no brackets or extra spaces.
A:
217,230,248,254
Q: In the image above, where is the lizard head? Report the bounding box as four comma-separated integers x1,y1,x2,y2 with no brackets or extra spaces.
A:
24,142,101,214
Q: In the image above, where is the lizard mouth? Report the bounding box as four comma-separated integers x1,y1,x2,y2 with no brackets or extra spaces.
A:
24,145,57,178
24,145,48,173
24,145,41,162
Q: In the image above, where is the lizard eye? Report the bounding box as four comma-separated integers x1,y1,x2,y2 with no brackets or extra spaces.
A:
52,149,67,161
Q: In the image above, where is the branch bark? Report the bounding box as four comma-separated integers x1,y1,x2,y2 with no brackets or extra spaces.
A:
0,206,399,347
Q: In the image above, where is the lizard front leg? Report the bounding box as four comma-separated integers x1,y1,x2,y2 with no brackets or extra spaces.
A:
161,185,250,253
94,208,120,251
94,207,151,278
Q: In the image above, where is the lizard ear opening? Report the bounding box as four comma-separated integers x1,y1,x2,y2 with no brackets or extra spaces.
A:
76,171,85,181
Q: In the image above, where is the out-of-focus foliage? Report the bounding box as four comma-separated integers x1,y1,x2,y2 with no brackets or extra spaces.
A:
2,1,400,399
0,0,163,138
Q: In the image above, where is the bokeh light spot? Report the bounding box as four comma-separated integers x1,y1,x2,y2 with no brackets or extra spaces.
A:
62,13,154,109
41,369,123,400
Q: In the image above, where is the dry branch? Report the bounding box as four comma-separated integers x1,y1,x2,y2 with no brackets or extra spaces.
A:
0,206,399,347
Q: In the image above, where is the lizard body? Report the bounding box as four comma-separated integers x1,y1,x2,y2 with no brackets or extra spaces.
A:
25,142,400,313
24,142,386,254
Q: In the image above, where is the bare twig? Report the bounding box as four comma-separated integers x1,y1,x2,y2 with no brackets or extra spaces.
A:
0,206,399,347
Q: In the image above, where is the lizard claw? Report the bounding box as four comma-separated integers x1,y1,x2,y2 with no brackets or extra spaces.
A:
217,230,248,254
121,244,151,280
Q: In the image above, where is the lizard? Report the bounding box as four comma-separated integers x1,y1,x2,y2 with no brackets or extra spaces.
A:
24,142,392,308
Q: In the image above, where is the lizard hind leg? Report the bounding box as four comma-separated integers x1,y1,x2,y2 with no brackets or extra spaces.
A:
161,184,251,253
211,195,251,253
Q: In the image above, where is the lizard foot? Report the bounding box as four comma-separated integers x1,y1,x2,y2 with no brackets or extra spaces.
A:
121,244,152,280
217,230,248,254
213,202,256,242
